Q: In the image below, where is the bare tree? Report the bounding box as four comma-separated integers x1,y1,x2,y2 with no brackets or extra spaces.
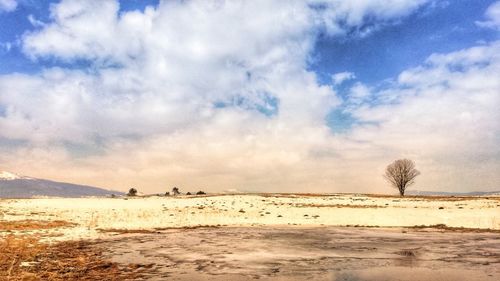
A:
384,159,420,196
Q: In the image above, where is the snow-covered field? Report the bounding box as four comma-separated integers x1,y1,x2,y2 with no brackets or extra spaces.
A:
1,194,498,241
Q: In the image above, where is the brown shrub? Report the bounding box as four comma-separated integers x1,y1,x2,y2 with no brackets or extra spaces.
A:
0,220,76,231
0,235,148,280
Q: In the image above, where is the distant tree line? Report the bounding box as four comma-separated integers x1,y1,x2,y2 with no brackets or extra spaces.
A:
124,186,206,197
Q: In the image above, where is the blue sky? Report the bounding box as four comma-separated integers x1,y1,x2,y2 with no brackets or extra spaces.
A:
2,0,498,132
315,0,500,131
314,0,499,85
0,0,499,193
2,1,497,80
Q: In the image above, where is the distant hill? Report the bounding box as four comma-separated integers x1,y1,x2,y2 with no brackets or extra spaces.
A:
407,190,500,196
0,171,123,198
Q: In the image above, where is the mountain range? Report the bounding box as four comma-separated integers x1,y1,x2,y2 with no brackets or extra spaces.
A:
0,171,123,198
406,190,500,196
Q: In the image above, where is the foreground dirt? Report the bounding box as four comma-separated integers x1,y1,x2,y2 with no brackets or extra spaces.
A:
99,226,500,281
1,224,499,280
1,194,499,280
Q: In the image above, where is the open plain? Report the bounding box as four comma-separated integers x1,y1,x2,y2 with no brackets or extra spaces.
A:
1,193,499,280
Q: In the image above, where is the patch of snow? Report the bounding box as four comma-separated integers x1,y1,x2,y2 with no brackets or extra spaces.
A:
0,171,32,180
1,194,498,242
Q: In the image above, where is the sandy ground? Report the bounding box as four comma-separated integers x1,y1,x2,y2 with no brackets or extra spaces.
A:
1,194,499,280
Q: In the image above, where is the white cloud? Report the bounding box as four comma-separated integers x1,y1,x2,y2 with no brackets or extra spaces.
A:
16,0,431,144
0,0,17,12
312,0,430,36
27,14,46,27
349,41,500,191
6,0,497,194
347,82,371,105
0,42,12,52
476,1,500,29
332,71,355,85
16,0,334,141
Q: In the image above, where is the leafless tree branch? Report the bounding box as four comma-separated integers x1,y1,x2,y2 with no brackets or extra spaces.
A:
384,159,420,196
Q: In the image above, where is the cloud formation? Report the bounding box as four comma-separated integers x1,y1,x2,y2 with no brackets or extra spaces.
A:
476,1,500,29
0,0,17,12
1,0,498,193
332,72,355,85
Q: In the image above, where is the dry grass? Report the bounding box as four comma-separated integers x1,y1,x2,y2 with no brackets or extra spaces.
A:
96,228,159,234
396,249,417,257
335,224,500,233
97,225,221,234
293,203,387,208
256,193,339,198
246,193,500,202
0,220,76,231
361,194,500,201
0,235,149,280
409,224,500,233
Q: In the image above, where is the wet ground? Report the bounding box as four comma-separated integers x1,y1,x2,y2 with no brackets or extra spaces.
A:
100,226,500,280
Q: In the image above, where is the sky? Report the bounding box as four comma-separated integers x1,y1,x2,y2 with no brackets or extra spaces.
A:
0,0,499,194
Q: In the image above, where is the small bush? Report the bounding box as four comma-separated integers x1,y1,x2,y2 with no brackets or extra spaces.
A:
172,187,180,195
127,188,138,196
